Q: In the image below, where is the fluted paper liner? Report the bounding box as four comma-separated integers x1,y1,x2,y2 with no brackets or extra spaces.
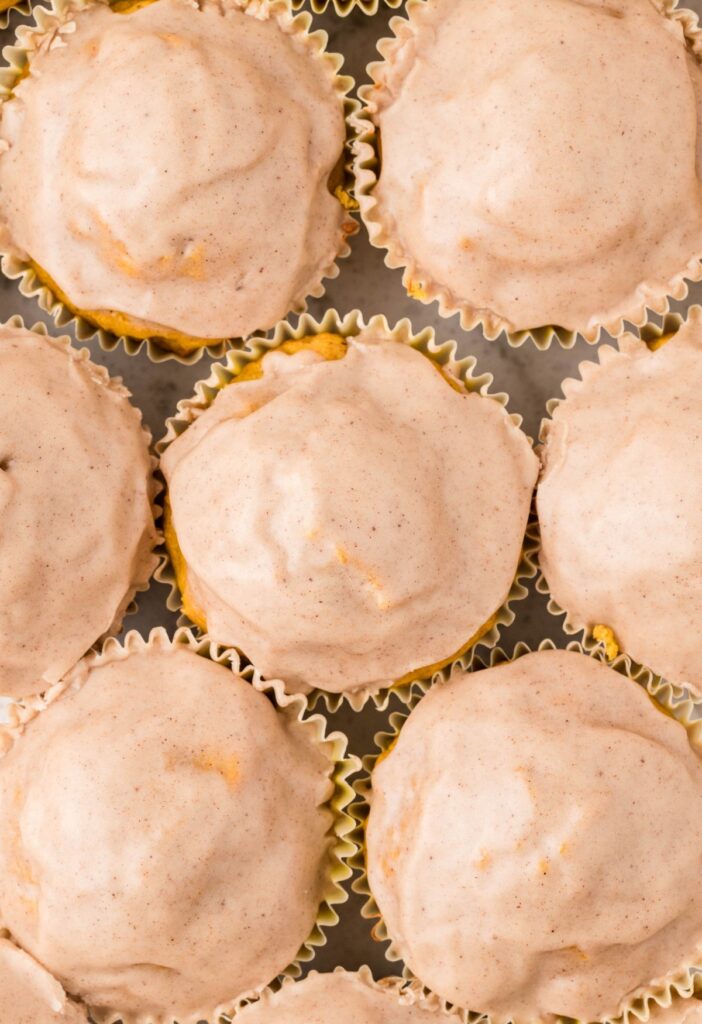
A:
536,305,702,702
155,307,539,712
0,626,359,1024
349,638,702,1024
0,314,160,710
352,0,702,350
0,2,30,27
292,0,401,12
0,0,360,363
293,0,402,13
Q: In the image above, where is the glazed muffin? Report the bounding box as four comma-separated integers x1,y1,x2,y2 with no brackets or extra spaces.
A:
0,631,341,1020
234,969,445,1023
160,325,538,697
538,311,702,694
358,0,702,341
0,323,157,701
0,0,352,355
365,649,702,1022
0,937,88,1024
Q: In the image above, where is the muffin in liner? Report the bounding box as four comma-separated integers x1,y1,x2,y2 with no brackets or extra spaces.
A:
0,0,360,364
350,639,702,1024
0,625,359,1024
228,965,462,1020
155,307,539,712
352,0,702,350
536,306,702,701
0,314,160,707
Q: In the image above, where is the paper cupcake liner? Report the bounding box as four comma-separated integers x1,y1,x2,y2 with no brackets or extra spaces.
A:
227,964,462,1019
0,314,160,712
349,638,702,1024
536,306,702,702
352,0,702,350
0,626,359,1024
638,990,702,1024
154,306,538,713
639,308,691,348
0,0,360,364
0,1,30,28
292,0,403,14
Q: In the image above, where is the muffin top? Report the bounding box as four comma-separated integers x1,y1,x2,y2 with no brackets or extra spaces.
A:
365,0,702,337
0,635,334,1019
161,331,538,694
366,649,702,1022
538,313,702,693
0,324,156,701
0,938,87,1024
235,970,442,1023
0,0,347,341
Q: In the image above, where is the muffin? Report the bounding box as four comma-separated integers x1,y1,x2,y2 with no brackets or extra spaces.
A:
356,0,702,344
0,629,346,1020
234,969,446,1023
538,310,702,695
0,0,353,357
160,318,538,698
0,937,88,1024
0,322,157,702
364,648,702,1022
